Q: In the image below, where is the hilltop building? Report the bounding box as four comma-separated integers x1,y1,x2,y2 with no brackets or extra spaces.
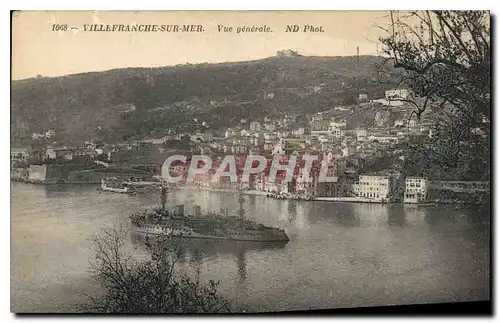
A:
276,49,299,57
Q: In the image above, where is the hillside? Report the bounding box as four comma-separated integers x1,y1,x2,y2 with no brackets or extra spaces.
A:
11,55,401,144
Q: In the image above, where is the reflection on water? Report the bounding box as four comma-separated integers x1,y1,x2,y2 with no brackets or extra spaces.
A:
130,233,289,285
11,183,490,313
388,211,407,227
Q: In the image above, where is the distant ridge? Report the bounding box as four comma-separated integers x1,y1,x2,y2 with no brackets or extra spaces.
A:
11,54,401,144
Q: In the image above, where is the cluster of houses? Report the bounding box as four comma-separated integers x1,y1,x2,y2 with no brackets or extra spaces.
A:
31,129,56,140
180,100,434,166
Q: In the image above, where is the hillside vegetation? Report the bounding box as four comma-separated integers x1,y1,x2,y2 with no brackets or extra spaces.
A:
11,55,400,144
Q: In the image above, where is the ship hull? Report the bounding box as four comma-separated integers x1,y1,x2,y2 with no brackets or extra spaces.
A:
133,226,289,242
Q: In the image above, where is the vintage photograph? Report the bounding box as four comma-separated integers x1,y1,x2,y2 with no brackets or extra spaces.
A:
10,11,490,313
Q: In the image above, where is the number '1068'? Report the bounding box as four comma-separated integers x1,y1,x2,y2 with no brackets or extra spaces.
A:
51,24,68,31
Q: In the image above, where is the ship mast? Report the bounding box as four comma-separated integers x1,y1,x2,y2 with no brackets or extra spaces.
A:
237,189,246,219
160,181,168,212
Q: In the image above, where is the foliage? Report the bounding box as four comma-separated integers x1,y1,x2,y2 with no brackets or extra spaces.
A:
380,11,490,179
358,151,399,174
12,56,400,142
80,228,231,313
380,11,490,120
400,128,489,181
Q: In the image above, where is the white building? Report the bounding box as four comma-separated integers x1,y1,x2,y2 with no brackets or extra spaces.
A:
224,128,234,138
249,121,262,132
353,175,391,202
272,141,285,155
394,119,405,127
11,148,31,163
45,129,56,138
372,98,403,106
332,129,345,138
264,123,275,132
32,132,45,140
277,130,290,138
292,127,305,136
356,128,367,141
231,145,248,154
329,119,347,129
46,148,73,161
368,135,399,144
341,146,350,157
404,177,428,203
253,174,266,192
202,132,214,142
277,49,298,57
385,89,413,101
263,132,277,140
311,113,323,121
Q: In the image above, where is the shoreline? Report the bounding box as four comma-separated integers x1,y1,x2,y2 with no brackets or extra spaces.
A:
177,186,488,206
11,180,489,207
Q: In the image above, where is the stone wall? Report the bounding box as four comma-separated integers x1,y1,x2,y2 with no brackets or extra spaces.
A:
28,165,47,183
67,170,132,184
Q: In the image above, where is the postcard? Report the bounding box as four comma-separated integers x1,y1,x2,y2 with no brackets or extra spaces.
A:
10,10,491,314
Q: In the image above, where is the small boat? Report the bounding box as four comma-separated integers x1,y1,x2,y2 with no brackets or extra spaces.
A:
98,177,135,194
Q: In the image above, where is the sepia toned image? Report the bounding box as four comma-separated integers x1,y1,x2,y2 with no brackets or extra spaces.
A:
10,10,490,314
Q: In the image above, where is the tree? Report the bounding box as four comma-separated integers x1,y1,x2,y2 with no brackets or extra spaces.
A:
81,228,231,313
380,11,490,121
379,11,490,179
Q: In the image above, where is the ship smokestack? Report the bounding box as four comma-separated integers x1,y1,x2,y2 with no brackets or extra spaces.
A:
176,204,184,216
194,205,201,217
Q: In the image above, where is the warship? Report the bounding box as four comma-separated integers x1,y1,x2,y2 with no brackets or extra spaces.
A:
130,188,289,242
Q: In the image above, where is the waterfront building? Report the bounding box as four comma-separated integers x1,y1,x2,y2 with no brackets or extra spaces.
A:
295,167,318,196
404,177,428,203
353,175,391,202
316,181,354,198
224,128,234,139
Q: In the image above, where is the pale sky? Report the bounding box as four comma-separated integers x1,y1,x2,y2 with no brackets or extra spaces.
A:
12,11,391,80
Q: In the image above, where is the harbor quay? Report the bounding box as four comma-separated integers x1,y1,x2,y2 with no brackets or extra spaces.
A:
10,159,489,206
